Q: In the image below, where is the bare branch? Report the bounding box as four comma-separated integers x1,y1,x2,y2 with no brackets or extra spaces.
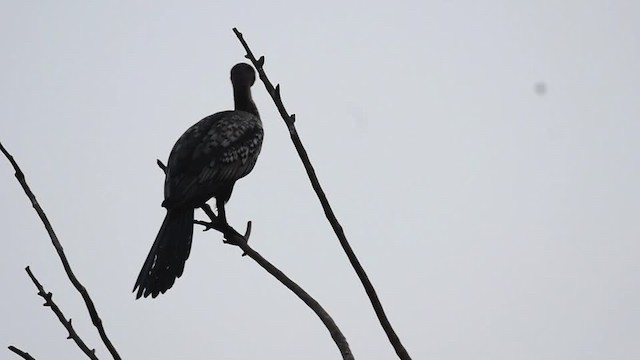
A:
232,28,412,360
24,267,99,360
8,346,36,360
0,142,121,360
157,159,354,359
199,207,354,360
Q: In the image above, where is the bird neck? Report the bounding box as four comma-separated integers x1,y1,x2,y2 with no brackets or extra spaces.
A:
233,86,259,117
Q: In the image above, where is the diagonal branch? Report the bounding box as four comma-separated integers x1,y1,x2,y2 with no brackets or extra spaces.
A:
198,210,354,360
232,28,412,360
8,346,36,360
158,160,354,359
0,142,121,360
25,267,99,360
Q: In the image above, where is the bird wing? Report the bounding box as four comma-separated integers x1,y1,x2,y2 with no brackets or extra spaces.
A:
163,110,263,207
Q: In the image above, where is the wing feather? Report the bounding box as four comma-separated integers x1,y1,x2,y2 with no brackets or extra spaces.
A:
163,110,263,208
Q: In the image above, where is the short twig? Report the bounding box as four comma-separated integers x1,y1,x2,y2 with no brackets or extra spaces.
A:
156,159,353,359
8,346,36,360
0,142,121,360
232,28,412,360
24,267,99,360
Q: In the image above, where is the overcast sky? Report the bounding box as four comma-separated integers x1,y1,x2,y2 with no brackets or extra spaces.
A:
1,1,639,359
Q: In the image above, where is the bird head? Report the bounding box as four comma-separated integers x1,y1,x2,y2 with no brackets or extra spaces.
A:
231,63,256,88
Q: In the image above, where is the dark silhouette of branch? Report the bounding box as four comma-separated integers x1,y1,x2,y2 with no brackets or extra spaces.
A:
24,267,99,360
232,28,412,360
157,160,354,360
8,346,36,360
0,142,121,360
199,209,354,360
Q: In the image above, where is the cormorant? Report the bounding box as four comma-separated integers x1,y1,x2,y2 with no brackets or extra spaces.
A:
134,63,263,299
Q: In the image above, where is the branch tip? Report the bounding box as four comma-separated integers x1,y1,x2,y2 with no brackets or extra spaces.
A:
244,221,252,239
274,84,281,101
22,267,99,360
157,159,167,175
8,345,36,360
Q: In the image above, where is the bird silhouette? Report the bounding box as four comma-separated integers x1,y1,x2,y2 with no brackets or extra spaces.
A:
134,63,263,298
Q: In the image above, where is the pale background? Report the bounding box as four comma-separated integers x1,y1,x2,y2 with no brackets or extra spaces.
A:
1,1,639,359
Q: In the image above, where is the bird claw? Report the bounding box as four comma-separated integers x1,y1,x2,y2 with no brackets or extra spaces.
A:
221,221,251,256
194,220,214,231
195,205,252,256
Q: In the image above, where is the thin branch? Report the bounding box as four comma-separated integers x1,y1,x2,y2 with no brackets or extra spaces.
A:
157,159,354,359
24,267,99,360
8,346,36,360
232,28,412,360
0,142,121,360
200,207,354,360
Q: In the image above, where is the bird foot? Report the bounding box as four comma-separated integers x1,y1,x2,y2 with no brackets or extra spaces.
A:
194,204,252,256
222,221,252,256
194,220,216,231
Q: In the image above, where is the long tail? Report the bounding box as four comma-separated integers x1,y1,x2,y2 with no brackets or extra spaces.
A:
133,208,194,299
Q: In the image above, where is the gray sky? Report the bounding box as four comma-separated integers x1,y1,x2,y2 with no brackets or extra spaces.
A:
1,1,639,359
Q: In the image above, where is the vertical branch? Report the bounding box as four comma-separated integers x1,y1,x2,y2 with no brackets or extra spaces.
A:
232,28,412,360
0,142,121,360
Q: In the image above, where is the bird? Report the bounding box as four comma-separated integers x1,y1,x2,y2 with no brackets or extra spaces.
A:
133,63,264,299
